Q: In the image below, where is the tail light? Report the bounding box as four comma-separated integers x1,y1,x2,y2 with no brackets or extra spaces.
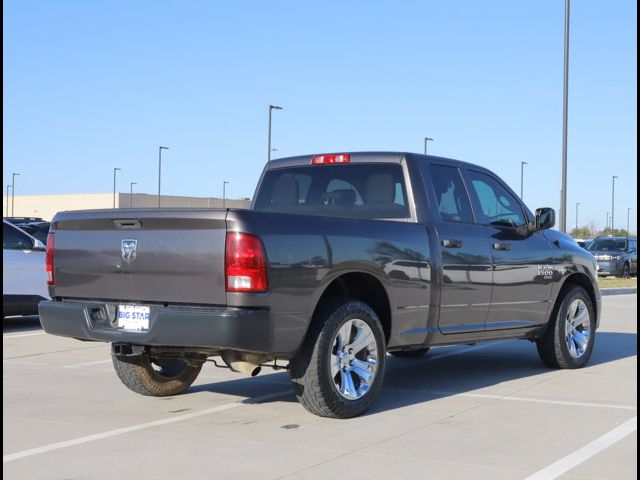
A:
225,232,268,292
46,232,55,286
311,153,350,165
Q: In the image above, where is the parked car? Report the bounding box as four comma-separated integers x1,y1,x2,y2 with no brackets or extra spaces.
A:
14,221,51,245
3,220,50,317
588,236,637,277
574,238,593,250
39,152,600,418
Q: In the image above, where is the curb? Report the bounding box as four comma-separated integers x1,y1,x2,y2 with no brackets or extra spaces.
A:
600,287,637,296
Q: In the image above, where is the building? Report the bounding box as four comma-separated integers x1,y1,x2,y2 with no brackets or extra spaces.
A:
3,193,251,221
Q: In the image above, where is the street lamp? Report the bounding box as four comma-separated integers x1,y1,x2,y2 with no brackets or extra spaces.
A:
268,105,283,163
6,185,11,217
520,161,528,200
560,0,571,232
130,181,137,208
113,168,121,208
424,137,433,155
11,172,20,217
158,146,170,207
611,175,618,230
223,181,229,209
575,202,581,231
606,212,610,230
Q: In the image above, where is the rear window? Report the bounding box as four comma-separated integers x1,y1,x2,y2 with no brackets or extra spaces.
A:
254,164,409,219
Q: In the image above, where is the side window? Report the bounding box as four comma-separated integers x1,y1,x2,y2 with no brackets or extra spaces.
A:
3,223,34,250
428,165,474,223
467,170,526,228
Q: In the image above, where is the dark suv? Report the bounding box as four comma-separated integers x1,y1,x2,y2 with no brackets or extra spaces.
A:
588,237,637,277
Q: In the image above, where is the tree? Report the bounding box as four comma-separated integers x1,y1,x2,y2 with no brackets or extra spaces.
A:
570,226,592,238
597,228,629,237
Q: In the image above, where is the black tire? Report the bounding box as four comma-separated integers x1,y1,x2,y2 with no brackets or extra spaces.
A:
390,347,430,358
622,263,630,278
536,285,596,369
112,352,203,396
289,298,386,419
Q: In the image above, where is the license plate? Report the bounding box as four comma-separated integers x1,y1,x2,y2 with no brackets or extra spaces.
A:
117,305,150,331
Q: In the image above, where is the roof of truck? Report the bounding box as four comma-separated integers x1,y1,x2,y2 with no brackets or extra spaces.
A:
267,152,480,170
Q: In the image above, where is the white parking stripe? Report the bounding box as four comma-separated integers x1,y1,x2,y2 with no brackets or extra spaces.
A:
2,389,291,463
387,388,637,411
2,331,46,339
523,416,637,480
63,359,112,368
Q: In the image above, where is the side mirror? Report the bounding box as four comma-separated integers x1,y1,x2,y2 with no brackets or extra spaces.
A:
535,207,555,230
32,239,46,251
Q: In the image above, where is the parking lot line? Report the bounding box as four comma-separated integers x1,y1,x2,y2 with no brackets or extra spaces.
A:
2,389,291,464
386,388,637,411
63,359,112,368
523,416,637,480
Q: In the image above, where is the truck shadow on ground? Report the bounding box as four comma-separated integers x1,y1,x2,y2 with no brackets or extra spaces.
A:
2,316,42,334
188,331,637,416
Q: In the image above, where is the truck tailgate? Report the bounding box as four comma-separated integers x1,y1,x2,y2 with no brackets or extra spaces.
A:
51,209,227,305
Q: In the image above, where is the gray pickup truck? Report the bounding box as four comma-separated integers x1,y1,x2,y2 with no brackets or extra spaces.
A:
39,152,601,418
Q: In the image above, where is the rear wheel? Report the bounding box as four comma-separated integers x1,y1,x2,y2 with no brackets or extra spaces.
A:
112,351,203,396
390,347,430,358
536,285,595,369
289,299,386,419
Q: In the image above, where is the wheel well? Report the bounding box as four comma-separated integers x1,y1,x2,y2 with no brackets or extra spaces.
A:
554,273,598,322
313,272,392,343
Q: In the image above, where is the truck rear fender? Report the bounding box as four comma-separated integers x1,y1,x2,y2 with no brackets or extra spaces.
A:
306,271,392,346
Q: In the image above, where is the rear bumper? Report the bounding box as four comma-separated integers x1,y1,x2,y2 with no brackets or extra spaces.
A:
38,300,277,354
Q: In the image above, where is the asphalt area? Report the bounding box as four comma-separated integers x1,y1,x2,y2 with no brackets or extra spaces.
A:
3,295,637,480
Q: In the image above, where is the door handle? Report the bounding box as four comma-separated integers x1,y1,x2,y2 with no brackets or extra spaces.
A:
442,239,462,248
492,242,511,251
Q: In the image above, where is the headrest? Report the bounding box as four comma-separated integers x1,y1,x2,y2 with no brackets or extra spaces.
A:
271,176,299,206
366,174,395,205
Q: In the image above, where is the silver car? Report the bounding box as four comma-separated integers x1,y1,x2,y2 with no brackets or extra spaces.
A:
588,236,637,277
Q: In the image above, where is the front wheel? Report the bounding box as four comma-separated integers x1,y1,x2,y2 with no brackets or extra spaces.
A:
112,351,203,396
536,285,596,369
289,299,386,419
622,263,630,278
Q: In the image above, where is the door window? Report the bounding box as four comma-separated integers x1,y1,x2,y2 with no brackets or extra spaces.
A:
428,165,474,223
3,223,34,250
467,171,526,228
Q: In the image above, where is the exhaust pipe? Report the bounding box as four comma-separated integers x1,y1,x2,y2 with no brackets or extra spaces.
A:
221,351,262,377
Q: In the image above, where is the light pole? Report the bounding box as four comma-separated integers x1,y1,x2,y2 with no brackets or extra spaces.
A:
575,202,581,231
113,168,121,208
11,172,20,217
268,105,283,163
606,212,610,231
158,146,169,207
520,161,528,200
627,208,632,236
424,137,433,155
611,175,618,230
6,184,11,217
222,181,229,209
130,181,137,208
560,0,571,232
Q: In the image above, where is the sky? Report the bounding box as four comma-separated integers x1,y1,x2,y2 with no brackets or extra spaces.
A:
3,0,637,232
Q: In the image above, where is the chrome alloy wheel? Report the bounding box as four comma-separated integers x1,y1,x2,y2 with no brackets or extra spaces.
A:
564,299,591,359
330,318,379,400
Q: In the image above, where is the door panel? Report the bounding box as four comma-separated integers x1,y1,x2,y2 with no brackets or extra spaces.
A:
419,163,493,334
463,168,552,329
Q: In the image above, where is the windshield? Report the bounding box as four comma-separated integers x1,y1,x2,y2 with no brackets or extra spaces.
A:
587,238,627,252
254,164,410,219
